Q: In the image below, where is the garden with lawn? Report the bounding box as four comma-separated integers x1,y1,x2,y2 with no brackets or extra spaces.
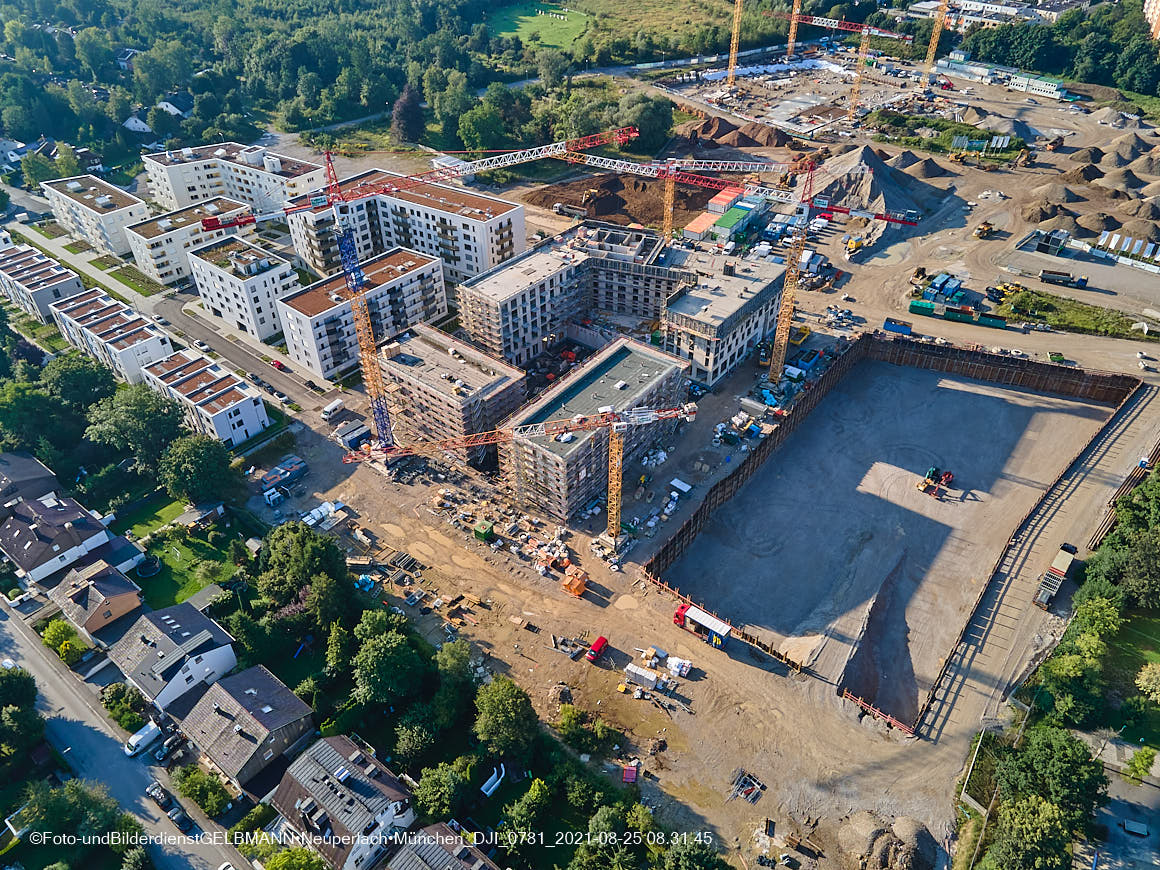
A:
1106,611,1160,749
134,526,234,609
488,0,588,50
108,265,165,297
110,492,186,539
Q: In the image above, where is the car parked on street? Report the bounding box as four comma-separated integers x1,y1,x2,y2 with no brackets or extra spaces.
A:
145,780,171,808
193,340,210,352
167,807,193,832
269,359,286,371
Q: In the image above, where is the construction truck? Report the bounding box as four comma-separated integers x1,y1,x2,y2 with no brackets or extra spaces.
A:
1038,269,1089,289
909,265,928,287
973,221,995,239
1044,135,1064,152
948,151,966,163
1013,148,1033,167
1034,543,1077,609
553,202,588,218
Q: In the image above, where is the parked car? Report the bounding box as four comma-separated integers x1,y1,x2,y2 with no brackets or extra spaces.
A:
145,780,171,808
269,359,286,371
272,390,290,404
585,636,608,663
193,340,210,352
167,807,193,832
153,733,183,763
151,314,169,325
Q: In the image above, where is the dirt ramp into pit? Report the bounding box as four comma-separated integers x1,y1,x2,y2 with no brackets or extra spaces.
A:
522,172,717,227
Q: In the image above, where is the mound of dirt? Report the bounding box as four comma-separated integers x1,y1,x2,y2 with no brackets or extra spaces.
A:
892,818,938,870
961,106,989,125
887,150,920,169
1101,167,1147,190
1032,182,1082,203
1143,180,1160,197
1090,107,1150,128
988,117,1039,141
1022,200,1067,223
904,157,949,179
1128,151,1160,177
522,172,716,228
1076,212,1120,232
839,811,887,858
1124,197,1160,220
1042,213,1083,236
736,121,788,147
1070,146,1104,164
1121,218,1160,241
1062,164,1105,184
717,129,760,147
1101,132,1152,167
839,812,938,870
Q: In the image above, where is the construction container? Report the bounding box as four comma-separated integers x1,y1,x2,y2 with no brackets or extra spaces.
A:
624,663,659,690
473,520,495,542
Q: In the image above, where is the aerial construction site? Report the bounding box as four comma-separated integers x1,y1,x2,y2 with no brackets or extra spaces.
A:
238,14,1160,868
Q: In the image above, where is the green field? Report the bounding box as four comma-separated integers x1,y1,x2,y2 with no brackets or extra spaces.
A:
489,0,589,50
110,492,186,539
109,265,165,297
135,535,232,610
1106,611,1160,750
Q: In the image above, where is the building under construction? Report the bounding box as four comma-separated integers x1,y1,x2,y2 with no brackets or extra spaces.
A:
379,324,526,467
500,337,688,521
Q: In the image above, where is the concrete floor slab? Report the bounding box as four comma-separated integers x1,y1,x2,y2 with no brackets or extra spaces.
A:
662,360,1111,722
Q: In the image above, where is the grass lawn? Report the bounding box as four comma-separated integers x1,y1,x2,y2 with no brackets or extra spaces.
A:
0,302,69,353
135,534,232,610
5,839,120,870
488,0,588,50
110,492,186,538
109,265,165,297
30,222,67,239
63,240,93,254
103,161,143,187
91,254,122,270
996,290,1160,342
1105,611,1160,750
268,645,326,693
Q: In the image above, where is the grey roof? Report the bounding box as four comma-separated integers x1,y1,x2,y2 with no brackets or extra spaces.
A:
387,823,500,870
0,452,59,504
107,603,234,702
47,559,141,627
272,736,412,868
178,665,312,781
0,495,107,572
86,534,144,570
161,91,194,113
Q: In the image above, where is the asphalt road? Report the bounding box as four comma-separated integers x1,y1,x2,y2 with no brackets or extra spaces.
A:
0,604,242,870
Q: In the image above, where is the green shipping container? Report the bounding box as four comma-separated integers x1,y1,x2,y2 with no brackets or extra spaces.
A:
909,300,937,316
978,314,1007,329
473,520,494,542
944,309,976,323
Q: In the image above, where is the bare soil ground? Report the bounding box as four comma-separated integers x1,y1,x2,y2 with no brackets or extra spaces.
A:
522,173,718,228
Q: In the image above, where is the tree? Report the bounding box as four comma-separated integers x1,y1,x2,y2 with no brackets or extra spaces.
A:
265,849,330,870
415,761,470,817
228,538,249,566
0,666,36,710
503,777,550,851
474,676,537,756
435,639,473,686
85,385,185,472
1121,528,1160,607
432,71,476,142
43,620,77,651
536,49,569,90
20,152,58,187
616,93,673,151
390,84,424,143
981,796,1070,870
1124,746,1156,785
996,726,1107,834
326,622,352,673
158,435,239,503
394,709,435,766
172,765,231,816
41,354,115,408
0,703,45,754
352,632,425,704
54,144,82,179
1137,662,1160,703
353,608,407,641
305,573,353,630
458,104,505,153
661,837,730,870
121,846,152,870
0,383,69,451
22,780,139,854
256,522,348,606
74,28,113,81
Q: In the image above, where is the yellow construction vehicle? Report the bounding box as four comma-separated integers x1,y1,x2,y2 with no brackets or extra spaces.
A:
948,151,966,163
846,236,864,254
973,221,994,239
1013,148,1033,167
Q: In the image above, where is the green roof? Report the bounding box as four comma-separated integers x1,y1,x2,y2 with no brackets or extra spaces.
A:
714,207,748,230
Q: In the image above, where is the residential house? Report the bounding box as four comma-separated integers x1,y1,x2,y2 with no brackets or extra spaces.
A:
175,665,313,791
123,113,152,135
107,603,236,711
188,237,299,339
51,288,175,384
0,494,111,585
40,175,149,256
115,48,138,70
271,735,416,870
47,560,142,641
156,91,195,119
0,245,85,322
386,823,501,870
125,197,250,286
0,452,59,510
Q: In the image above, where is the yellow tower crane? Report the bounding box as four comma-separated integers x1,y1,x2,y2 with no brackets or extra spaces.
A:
726,0,745,88
786,0,804,59
924,0,951,81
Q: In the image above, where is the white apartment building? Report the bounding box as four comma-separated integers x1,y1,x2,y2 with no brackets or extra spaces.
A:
285,168,525,287
41,175,149,256
50,288,174,383
143,143,326,212
125,197,250,285
0,245,84,322
188,237,299,340
143,350,271,447
277,249,446,380
1147,0,1160,38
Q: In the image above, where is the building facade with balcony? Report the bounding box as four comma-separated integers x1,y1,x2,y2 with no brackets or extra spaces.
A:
41,175,149,256
188,237,299,340
125,198,250,285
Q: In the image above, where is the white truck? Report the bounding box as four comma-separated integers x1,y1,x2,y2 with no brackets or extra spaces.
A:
1033,543,1077,609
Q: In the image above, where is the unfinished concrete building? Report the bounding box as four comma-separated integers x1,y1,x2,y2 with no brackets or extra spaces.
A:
501,337,688,521
379,325,526,467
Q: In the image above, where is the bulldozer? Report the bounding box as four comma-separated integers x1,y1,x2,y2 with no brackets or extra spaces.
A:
948,151,966,163
973,221,995,240
1013,148,1033,167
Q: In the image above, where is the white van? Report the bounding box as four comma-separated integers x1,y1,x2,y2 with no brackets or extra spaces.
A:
124,721,162,757
321,399,344,421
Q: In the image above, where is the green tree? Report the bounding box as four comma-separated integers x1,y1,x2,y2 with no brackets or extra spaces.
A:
0,666,37,709
474,676,537,756
394,708,435,766
43,619,77,651
256,522,347,606
980,795,1070,870
21,780,140,855
1123,746,1156,785
159,434,239,503
616,93,673,152
435,639,473,686
432,71,476,142
305,572,352,630
390,84,424,143
351,632,425,704
1137,661,1160,703
86,385,185,472
326,622,352,673
415,761,470,818
0,703,45,754
661,837,730,870
265,848,330,870
41,354,115,408
353,608,407,641
172,765,231,816
0,383,70,451
54,144,82,179
74,28,113,81
228,538,250,566
536,49,569,90
996,725,1107,833
458,104,505,153
121,846,153,870
21,152,59,187
503,778,550,853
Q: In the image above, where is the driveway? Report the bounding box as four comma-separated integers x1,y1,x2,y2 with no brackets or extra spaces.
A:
1074,769,1160,869
0,605,245,870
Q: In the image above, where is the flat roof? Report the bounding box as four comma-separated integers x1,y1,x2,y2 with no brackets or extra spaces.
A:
290,168,520,220
381,324,524,400
126,197,247,240
461,222,663,305
662,249,784,328
144,143,321,179
279,248,436,318
189,236,290,272
144,349,259,415
0,246,79,292
510,338,687,458
684,212,720,234
42,175,143,212
709,188,744,205
715,207,748,229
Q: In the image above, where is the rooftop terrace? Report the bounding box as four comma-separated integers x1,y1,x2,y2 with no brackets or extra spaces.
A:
280,248,436,318
42,175,143,211
126,197,247,240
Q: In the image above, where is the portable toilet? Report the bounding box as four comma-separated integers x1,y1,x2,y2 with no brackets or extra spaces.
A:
473,520,495,542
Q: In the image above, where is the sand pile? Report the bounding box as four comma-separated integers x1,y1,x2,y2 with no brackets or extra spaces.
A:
1124,197,1160,220
736,122,788,147
1032,182,1082,203
1101,167,1147,190
961,106,989,125
1128,151,1160,177
676,117,788,148
1022,200,1067,223
988,117,1039,141
1101,132,1152,167
717,128,759,147
1070,146,1104,165
1062,164,1105,184
887,150,920,169
1121,219,1160,241
523,172,715,227
1077,212,1120,233
1090,107,1150,128
1042,213,1083,236
1143,180,1160,197
838,812,938,870
904,157,949,179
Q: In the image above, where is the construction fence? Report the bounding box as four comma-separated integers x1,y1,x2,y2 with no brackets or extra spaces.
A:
640,332,1142,734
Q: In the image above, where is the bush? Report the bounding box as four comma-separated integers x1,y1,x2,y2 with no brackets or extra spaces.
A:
6,587,20,600
1124,747,1156,785
230,802,277,836
103,683,147,732
42,619,76,650
58,639,83,666
173,765,231,816
113,709,145,732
